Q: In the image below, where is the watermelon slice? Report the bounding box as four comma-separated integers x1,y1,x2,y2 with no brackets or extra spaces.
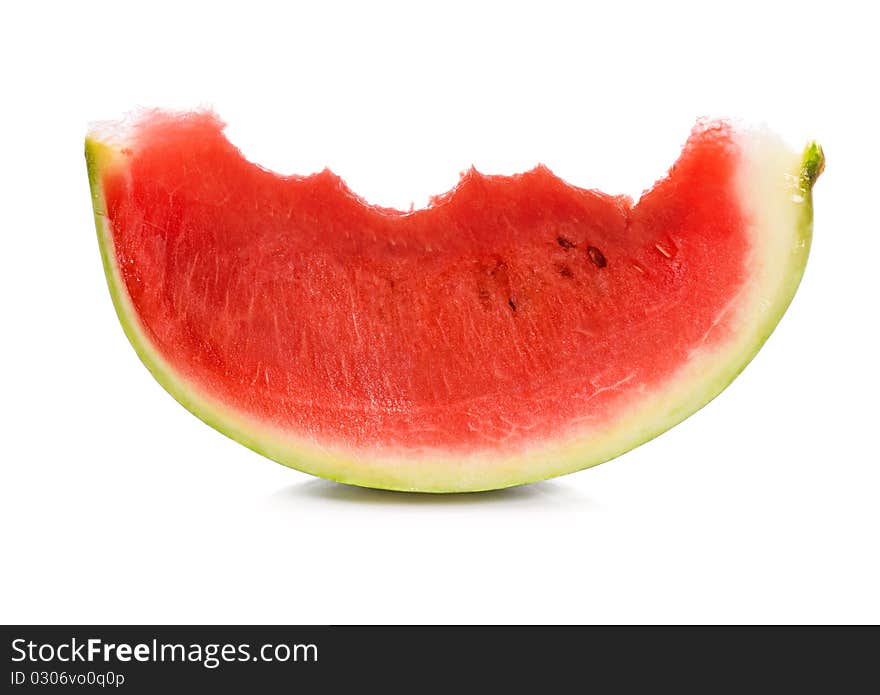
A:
85,111,822,492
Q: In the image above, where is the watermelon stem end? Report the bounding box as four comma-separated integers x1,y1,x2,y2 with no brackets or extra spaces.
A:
801,142,825,189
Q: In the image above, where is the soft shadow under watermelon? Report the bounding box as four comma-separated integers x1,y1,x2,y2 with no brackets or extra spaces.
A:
271,479,596,508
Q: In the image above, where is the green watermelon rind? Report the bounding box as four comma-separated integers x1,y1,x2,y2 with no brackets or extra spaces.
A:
86,131,822,493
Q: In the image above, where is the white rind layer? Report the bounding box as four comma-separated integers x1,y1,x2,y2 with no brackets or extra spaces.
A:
86,123,817,492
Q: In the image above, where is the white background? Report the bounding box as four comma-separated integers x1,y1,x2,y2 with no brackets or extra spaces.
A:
1,1,878,624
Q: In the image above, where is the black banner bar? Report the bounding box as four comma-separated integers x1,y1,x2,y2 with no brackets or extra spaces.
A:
3,626,877,691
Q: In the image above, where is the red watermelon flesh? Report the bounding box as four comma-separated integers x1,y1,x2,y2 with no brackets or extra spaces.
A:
85,111,822,491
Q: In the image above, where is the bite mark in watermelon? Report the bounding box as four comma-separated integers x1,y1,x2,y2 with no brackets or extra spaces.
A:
85,111,822,492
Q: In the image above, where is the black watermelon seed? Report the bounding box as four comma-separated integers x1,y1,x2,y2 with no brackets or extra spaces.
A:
587,246,607,268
